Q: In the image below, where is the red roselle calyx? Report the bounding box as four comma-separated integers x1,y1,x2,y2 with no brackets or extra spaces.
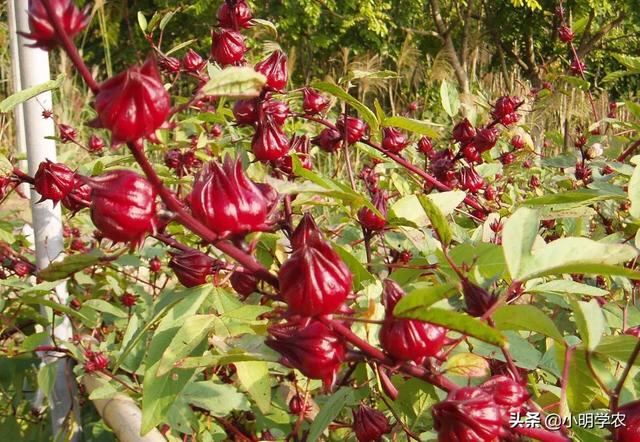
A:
261,100,291,126
381,127,409,153
169,250,220,288
87,170,157,244
182,49,206,72
61,174,91,213
558,25,574,43
230,271,258,297
358,191,388,231
491,96,521,126
302,88,330,115
480,375,529,414
120,293,138,308
452,119,476,145
279,135,312,175
211,29,248,66
217,0,253,30
336,116,368,145
616,400,640,442
252,120,290,161
159,56,180,74
418,136,433,155
190,156,273,236
88,135,105,153
510,135,525,150
255,50,288,92
279,233,353,317
312,128,342,153
233,99,258,126
352,404,392,442
94,59,170,146
34,160,76,204
22,0,89,50
474,126,500,152
458,167,485,194
266,320,346,389
290,212,323,249
84,351,109,373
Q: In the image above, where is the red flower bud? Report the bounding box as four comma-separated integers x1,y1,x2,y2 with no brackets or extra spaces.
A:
484,185,496,201
381,279,405,314
149,257,162,273
169,250,220,288
230,271,258,297
190,156,272,236
312,128,343,153
418,137,433,155
233,99,258,126
491,96,520,126
34,160,75,204
290,213,323,250
353,404,392,442
12,260,31,277
21,0,89,50
459,167,485,193
279,135,312,175
474,127,499,152
558,25,574,43
266,320,346,388
358,191,387,231
88,135,105,153
336,116,368,144
279,235,352,317
302,88,330,114
381,127,409,153
252,120,290,161
260,100,291,126
182,49,206,72
615,400,640,442
159,56,181,74
95,59,170,145
432,387,504,442
529,175,540,188
462,144,481,163
58,124,77,143
500,152,516,165
84,351,109,373
120,293,138,308
217,0,253,29
255,51,288,92
570,59,586,76
407,101,419,112
88,170,157,244
480,375,529,413
211,29,248,66
288,395,312,416
625,326,640,338
461,279,497,317
61,174,91,213
575,163,591,181
510,135,525,150
452,119,476,145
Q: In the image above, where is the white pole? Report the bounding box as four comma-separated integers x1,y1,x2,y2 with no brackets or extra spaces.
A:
12,1,81,440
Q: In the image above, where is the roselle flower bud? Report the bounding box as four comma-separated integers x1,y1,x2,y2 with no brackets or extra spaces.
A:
120,292,138,308
459,167,485,193
159,56,181,74
211,29,248,66
381,127,409,153
625,326,640,338
233,99,258,126
510,135,525,150
169,250,219,287
418,136,433,155
21,0,89,50
182,49,206,72
88,170,157,244
290,213,323,249
461,279,497,317
491,96,520,126
288,395,312,416
407,101,419,112
58,124,77,143
279,135,312,175
480,375,529,413
95,59,170,145
149,257,162,273
252,120,290,161
302,88,330,114
432,387,504,442
474,126,499,152
88,135,105,153
382,279,405,314
164,149,182,172
336,116,368,144
500,152,515,165
266,320,346,388
217,0,253,29
484,185,496,201
230,271,258,297
12,260,31,277
529,175,540,188
312,128,342,153
261,100,291,126
352,404,392,442
429,149,455,183
452,119,476,145
570,58,586,76
575,163,591,182
61,174,91,213
255,51,288,92
34,160,75,204
462,144,481,163
615,400,640,442
279,236,352,317
190,156,272,236
558,25,574,43
358,191,387,231
83,351,109,373
0,176,10,200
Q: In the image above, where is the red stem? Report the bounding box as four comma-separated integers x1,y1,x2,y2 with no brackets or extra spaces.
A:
617,139,640,163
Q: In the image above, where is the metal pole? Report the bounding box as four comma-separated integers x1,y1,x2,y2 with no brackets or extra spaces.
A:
12,1,81,440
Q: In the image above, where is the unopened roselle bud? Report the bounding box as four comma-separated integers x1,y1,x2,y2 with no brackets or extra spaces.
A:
61,174,91,213
88,135,105,153
120,292,138,308
461,279,497,317
381,127,409,153
94,59,170,145
575,163,591,181
312,128,342,153
12,260,31,277
182,49,206,72
432,387,504,442
474,126,500,152
230,271,258,297
625,326,640,338
575,135,587,148
279,135,312,175
83,350,109,373
480,375,529,413
615,400,640,442
462,144,481,163
290,213,323,249
352,404,392,442
459,167,485,193
302,88,330,114
34,160,75,204
211,29,248,66
500,152,516,166
529,175,540,188
452,118,476,145
266,319,346,389
336,116,368,144
570,58,586,76
558,25,574,43
510,135,525,150
491,96,521,126
149,257,162,273
252,120,290,161
358,191,388,231
159,56,180,74
261,100,291,126
87,170,157,244
407,101,419,112
484,185,496,201
217,0,253,29
58,124,77,143
417,136,433,155
21,0,89,50
190,156,272,236
233,99,258,126
381,279,405,314
255,50,288,92
288,395,312,416
164,149,182,171
279,235,352,317
169,250,219,287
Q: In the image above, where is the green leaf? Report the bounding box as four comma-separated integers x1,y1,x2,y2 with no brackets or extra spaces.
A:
200,67,266,98
396,307,505,346
418,194,452,246
0,74,65,113
492,305,564,342
165,39,198,56
440,80,460,117
37,362,58,399
137,11,148,32
502,207,539,280
570,299,605,351
38,250,104,281
393,283,457,315
156,315,216,377
524,189,625,207
442,353,490,377
390,192,465,227
159,9,177,30
311,81,378,130
629,163,640,220
83,299,128,319
625,101,640,120
181,381,250,416
593,335,640,364
528,280,607,297
235,361,271,413
383,116,439,138
333,244,374,291
0,155,12,176
307,388,353,442
252,18,278,37
615,54,640,71
395,378,438,430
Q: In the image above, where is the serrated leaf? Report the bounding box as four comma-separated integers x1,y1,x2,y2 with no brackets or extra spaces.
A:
443,353,490,377
307,388,353,442
156,315,216,377
418,194,452,246
181,381,250,416
570,299,605,351
235,361,271,413
492,305,563,342
311,81,378,130
393,283,457,315
38,250,104,281
383,115,439,138
0,74,65,113
200,67,266,98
